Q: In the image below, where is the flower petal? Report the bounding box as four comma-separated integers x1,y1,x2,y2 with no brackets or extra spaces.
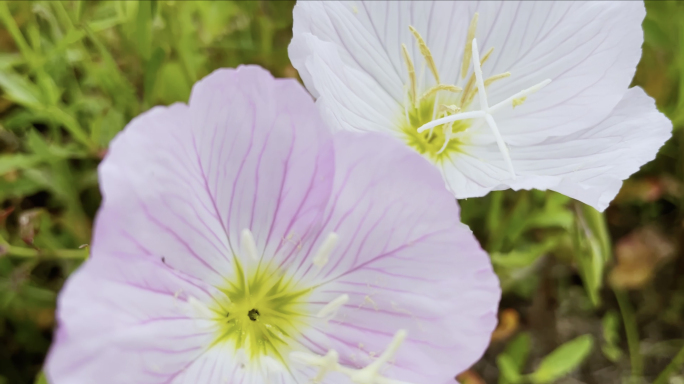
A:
45,254,223,384
289,132,500,382
291,1,647,145
95,66,334,285
516,87,671,211
442,87,672,211
480,1,646,145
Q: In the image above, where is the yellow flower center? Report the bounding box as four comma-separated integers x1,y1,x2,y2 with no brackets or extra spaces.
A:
399,13,551,176
211,257,311,364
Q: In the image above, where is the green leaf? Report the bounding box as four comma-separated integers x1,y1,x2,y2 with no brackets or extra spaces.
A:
143,47,166,106
133,0,153,60
34,371,48,384
504,332,532,371
531,335,594,384
499,333,531,384
0,154,41,175
497,354,522,384
601,311,623,362
572,202,611,307
491,238,559,269
0,70,43,108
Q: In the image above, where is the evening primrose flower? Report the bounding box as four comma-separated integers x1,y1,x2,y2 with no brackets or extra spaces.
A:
45,66,500,383
289,1,672,211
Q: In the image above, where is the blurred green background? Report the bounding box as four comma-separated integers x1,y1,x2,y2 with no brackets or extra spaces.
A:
0,1,682,383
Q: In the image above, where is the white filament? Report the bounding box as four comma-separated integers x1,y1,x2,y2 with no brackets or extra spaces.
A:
312,232,339,268
291,349,339,383
241,228,259,261
290,329,414,384
351,330,408,384
316,294,349,318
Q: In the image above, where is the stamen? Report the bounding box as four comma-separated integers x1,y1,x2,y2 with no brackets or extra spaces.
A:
480,47,495,66
484,72,511,87
512,96,527,108
460,13,479,80
439,104,461,114
312,232,339,268
488,78,552,114
408,26,440,84
188,296,216,319
459,73,477,108
291,350,340,383
316,294,349,318
241,228,259,261
401,44,417,105
350,329,409,384
419,84,462,102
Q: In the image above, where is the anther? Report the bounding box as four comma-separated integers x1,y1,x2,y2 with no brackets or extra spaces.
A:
312,232,339,268
460,12,479,79
241,228,259,261
317,294,349,318
484,72,511,87
420,84,462,102
401,44,417,106
480,47,494,66
439,104,461,114
512,96,527,108
488,78,552,114
408,26,440,84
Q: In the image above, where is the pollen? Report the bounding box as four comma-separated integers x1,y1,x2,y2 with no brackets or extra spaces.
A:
512,96,527,108
398,12,550,172
409,25,440,84
461,13,479,79
401,43,417,106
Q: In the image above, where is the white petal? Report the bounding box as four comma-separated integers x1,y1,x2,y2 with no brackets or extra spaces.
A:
519,87,671,211
461,1,645,145
442,87,671,210
289,33,400,134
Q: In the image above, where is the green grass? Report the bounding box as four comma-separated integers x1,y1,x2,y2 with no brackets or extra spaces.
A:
1,1,684,384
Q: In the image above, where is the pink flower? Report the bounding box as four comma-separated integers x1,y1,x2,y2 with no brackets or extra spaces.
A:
289,1,672,211
45,66,500,383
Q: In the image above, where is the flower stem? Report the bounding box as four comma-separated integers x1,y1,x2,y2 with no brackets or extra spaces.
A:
0,237,87,260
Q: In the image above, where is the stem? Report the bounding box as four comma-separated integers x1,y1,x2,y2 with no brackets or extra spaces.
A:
654,342,684,384
615,289,643,380
0,237,87,260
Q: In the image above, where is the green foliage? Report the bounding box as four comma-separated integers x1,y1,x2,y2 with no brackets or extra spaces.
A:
498,332,531,384
601,310,624,362
0,1,683,384
0,1,295,382
530,335,594,384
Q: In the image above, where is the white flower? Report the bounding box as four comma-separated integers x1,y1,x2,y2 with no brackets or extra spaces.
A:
289,1,672,211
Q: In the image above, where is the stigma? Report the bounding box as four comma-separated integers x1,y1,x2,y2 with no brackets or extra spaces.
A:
400,14,551,177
